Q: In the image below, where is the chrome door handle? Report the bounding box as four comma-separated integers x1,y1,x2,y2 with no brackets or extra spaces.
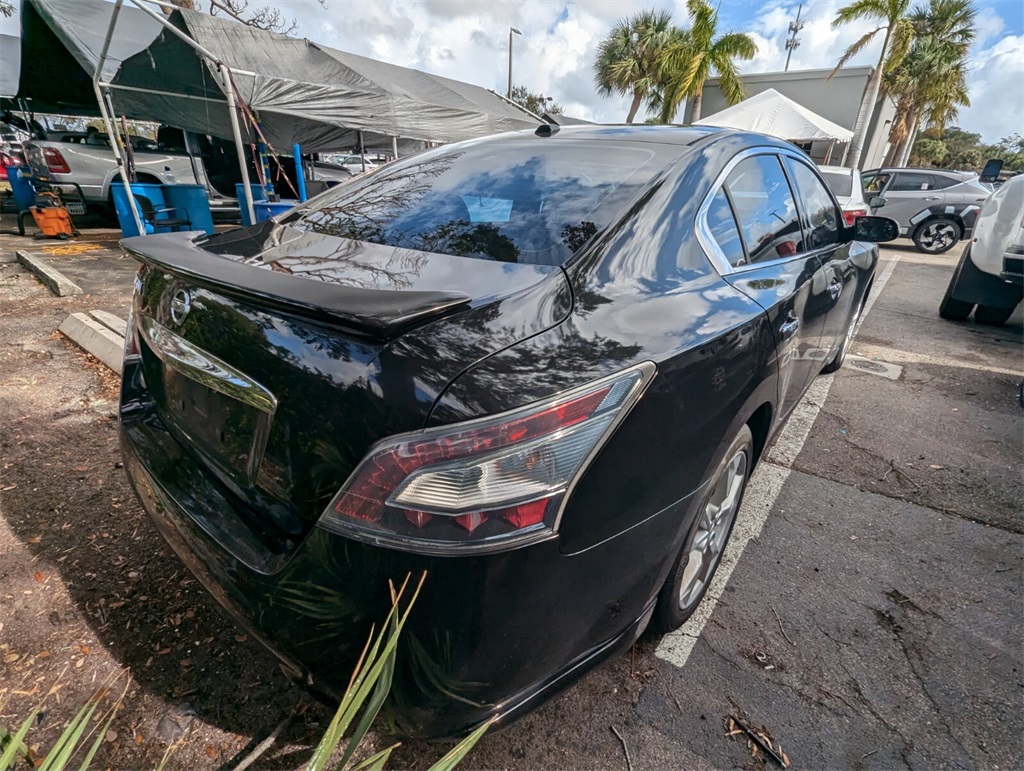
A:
828,278,843,300
779,312,799,338
924,195,942,201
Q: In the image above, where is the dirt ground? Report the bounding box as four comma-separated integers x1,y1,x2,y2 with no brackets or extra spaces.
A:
1,220,1020,770
0,233,343,769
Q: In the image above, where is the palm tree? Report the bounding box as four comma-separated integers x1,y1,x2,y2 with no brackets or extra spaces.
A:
657,0,757,124
830,0,917,168
883,0,975,164
593,10,683,124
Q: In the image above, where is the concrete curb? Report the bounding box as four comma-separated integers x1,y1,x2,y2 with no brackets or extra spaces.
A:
89,309,128,338
59,312,124,374
0,252,17,264
16,250,83,296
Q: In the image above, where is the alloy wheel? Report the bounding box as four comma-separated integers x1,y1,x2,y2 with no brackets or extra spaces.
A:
678,448,748,610
918,222,958,253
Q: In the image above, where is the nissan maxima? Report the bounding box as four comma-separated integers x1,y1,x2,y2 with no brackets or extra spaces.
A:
119,125,896,736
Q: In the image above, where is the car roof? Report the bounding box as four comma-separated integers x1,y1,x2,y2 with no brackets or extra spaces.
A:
865,166,975,179
502,123,728,147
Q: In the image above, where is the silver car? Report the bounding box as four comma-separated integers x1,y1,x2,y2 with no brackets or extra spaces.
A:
861,167,991,254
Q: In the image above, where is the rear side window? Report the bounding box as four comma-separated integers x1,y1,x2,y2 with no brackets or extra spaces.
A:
818,169,853,197
706,189,746,266
785,158,840,250
930,174,958,190
294,141,672,266
890,172,936,191
724,155,802,264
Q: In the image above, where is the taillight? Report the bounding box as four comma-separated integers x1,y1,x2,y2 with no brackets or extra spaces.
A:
843,208,868,226
43,147,71,174
318,362,656,554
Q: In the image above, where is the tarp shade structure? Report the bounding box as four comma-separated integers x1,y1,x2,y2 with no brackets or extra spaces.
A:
8,0,540,151
1,35,20,99
7,0,161,114
109,4,541,152
695,88,853,143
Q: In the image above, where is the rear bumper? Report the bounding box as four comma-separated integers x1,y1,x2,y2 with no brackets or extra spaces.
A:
119,360,678,737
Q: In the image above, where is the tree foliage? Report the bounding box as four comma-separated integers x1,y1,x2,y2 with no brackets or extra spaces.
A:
830,0,917,168
883,0,975,164
0,1,14,18
510,86,564,116
910,128,1024,172
164,0,327,35
656,0,757,123
593,10,683,123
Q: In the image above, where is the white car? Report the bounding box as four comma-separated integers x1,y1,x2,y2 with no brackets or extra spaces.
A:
818,165,870,226
939,174,1024,325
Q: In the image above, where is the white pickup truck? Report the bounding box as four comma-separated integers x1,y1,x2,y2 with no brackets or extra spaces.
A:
22,129,237,217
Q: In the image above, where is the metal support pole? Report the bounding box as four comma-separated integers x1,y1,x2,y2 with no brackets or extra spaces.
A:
94,0,144,236
220,64,257,226
507,27,521,99
392,136,398,160
824,139,835,165
358,131,366,173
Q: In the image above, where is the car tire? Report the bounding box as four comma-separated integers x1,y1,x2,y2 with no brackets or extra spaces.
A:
974,304,1016,326
821,312,857,374
650,424,753,634
913,219,962,255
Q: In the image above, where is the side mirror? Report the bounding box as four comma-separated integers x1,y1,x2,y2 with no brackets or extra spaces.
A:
869,195,886,208
851,215,899,243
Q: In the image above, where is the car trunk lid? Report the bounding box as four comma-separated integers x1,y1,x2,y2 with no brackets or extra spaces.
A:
122,225,571,562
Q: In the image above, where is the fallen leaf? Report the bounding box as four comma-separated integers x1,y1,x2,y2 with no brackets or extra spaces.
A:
105,729,118,743
135,734,143,745
234,634,248,643
74,658,84,668
2,484,16,491
33,571,45,582
929,464,944,470
28,535,42,544
3,652,19,663
179,659,191,668
80,645,90,655
205,746,218,759
36,650,50,659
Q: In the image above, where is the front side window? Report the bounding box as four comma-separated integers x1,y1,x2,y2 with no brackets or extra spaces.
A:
293,141,673,266
785,158,840,250
725,155,802,264
862,173,890,193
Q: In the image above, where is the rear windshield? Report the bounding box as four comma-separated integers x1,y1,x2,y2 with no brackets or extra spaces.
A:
292,140,672,266
818,169,853,197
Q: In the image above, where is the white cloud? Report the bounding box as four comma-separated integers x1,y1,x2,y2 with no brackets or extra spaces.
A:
956,33,1024,142
3,0,1021,143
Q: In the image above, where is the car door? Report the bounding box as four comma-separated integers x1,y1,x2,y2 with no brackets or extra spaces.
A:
875,171,946,235
701,151,827,421
782,156,857,361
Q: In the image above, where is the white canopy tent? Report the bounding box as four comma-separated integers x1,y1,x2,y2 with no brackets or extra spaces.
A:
695,88,853,144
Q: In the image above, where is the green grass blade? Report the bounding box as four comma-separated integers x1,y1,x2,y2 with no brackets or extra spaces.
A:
76,694,124,771
0,708,39,771
332,617,398,771
346,743,399,771
39,700,101,771
426,717,495,771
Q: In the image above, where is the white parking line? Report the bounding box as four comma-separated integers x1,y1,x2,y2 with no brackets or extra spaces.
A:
655,254,902,668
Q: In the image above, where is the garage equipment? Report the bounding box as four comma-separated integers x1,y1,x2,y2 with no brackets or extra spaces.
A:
19,190,78,239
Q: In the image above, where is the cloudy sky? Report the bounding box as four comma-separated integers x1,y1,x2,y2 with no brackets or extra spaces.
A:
3,0,1022,142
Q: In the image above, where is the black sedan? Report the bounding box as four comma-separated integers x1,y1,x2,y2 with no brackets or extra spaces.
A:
118,125,896,737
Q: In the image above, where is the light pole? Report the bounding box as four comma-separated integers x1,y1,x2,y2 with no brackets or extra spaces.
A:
507,27,521,99
784,4,804,72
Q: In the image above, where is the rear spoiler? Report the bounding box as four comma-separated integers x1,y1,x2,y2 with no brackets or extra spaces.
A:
121,232,471,341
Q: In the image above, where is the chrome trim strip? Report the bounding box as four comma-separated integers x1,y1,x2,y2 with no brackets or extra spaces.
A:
139,315,278,415
695,146,838,276
138,315,278,487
